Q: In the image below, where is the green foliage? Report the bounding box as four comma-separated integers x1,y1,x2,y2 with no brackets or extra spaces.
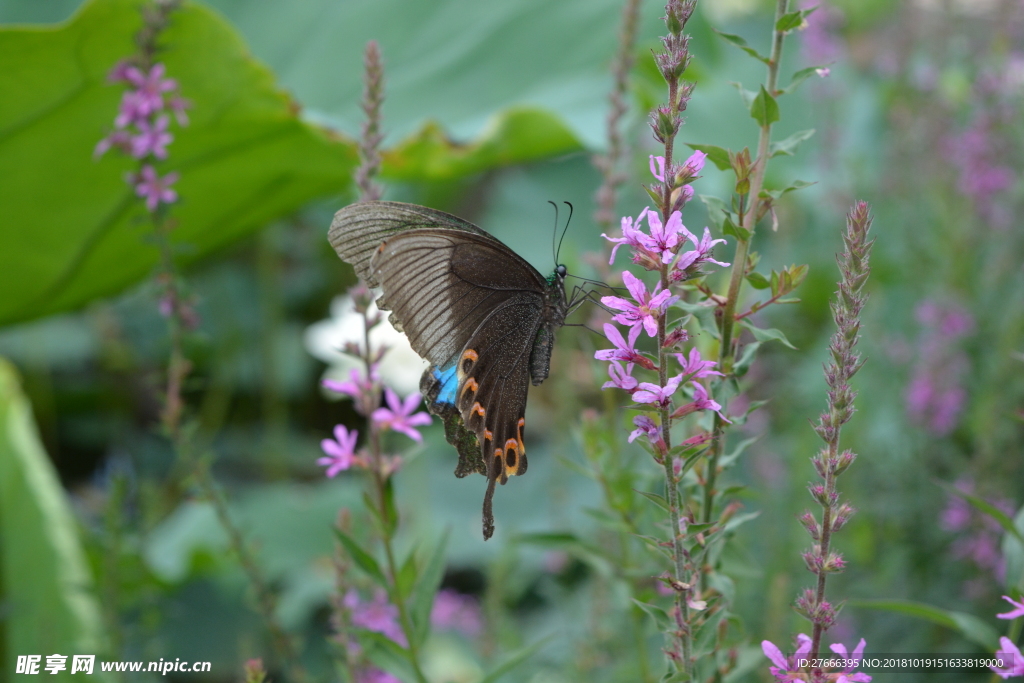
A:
0,0,357,326
0,359,107,680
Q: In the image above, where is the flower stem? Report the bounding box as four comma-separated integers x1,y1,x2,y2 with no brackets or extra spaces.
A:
703,0,790,526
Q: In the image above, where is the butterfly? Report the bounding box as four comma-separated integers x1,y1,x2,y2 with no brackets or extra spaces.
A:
329,201,573,539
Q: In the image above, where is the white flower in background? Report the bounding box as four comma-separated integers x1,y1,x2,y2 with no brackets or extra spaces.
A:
304,295,427,397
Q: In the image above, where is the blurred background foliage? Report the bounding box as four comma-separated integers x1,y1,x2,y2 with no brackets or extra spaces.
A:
0,0,1022,681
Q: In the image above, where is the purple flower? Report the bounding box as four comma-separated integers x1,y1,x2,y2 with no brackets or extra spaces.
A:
168,95,191,126
997,595,1024,620
356,670,401,683
131,115,173,159
94,130,133,158
349,590,407,646
318,424,359,477
644,210,692,264
632,374,684,407
132,165,178,212
674,227,730,273
124,62,178,118
323,366,378,401
107,59,135,84
602,361,638,391
829,638,872,682
991,637,1024,679
595,323,650,368
649,155,667,182
762,633,813,681
691,383,725,417
628,415,663,446
371,388,432,441
602,271,678,337
674,347,723,380
114,90,151,128
602,208,650,264
431,589,482,636
677,150,707,184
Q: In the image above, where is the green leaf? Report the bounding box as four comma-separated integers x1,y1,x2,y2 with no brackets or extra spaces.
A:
0,358,107,675
733,341,761,377
854,599,999,650
728,81,758,109
684,143,732,171
632,598,671,630
738,321,797,349
0,0,356,325
722,216,751,242
636,489,669,513
775,7,816,32
781,65,828,95
396,546,418,601
769,129,816,158
937,482,1024,544
381,477,399,538
712,29,769,64
334,529,388,587
1003,506,1024,590
746,272,771,290
478,638,547,683
762,180,816,199
411,529,449,648
750,85,780,127
358,629,417,682
699,195,729,232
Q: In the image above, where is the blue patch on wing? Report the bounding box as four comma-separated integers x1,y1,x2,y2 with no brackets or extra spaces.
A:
432,364,459,405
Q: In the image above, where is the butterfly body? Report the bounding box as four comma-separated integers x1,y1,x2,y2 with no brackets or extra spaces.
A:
329,201,567,539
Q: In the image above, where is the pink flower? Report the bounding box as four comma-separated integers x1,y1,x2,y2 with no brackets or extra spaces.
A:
601,271,678,337
632,374,684,407
674,227,730,273
628,415,663,446
644,210,693,264
94,130,133,158
674,347,723,380
678,150,707,183
762,633,813,681
602,208,650,264
431,589,482,636
602,361,638,391
349,590,407,646
829,638,872,682
649,154,667,182
595,323,650,368
323,366,378,401
670,382,730,422
132,165,178,212
356,670,400,683
131,115,173,159
114,90,151,128
318,424,359,477
124,62,178,118
371,388,432,441
991,636,1024,679
997,595,1024,620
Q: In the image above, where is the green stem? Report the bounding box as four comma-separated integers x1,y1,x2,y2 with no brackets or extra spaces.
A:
702,0,790,526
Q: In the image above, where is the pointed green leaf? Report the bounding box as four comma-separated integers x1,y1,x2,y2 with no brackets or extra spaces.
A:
854,599,999,650
684,143,732,171
776,8,816,32
713,29,769,64
636,489,670,513
728,81,758,109
632,598,671,630
396,546,418,601
335,529,388,587
738,321,797,349
750,85,780,127
746,272,771,290
781,65,829,95
769,129,816,158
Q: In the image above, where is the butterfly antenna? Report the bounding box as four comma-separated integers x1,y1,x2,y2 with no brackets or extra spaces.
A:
548,200,559,265
555,201,573,264
563,322,608,338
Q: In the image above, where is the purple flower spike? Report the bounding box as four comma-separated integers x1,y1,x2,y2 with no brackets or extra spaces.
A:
372,388,432,441
602,361,638,391
997,595,1024,620
318,424,359,477
132,165,178,212
991,636,1024,679
632,374,684,407
602,271,678,337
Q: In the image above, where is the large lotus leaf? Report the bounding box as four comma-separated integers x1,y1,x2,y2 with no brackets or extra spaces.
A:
0,359,108,680
0,0,357,326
